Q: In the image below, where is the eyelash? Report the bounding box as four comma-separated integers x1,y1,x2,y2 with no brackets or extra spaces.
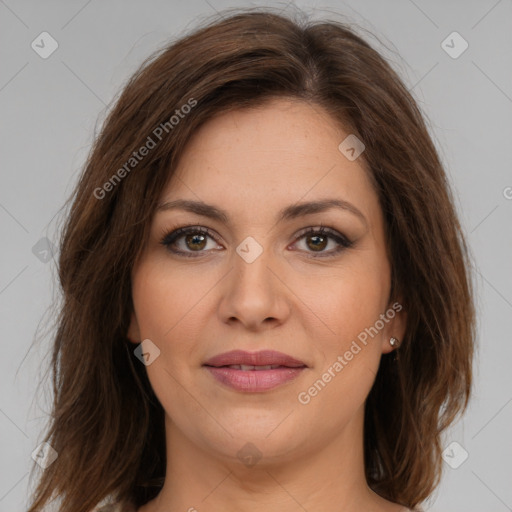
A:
159,224,353,259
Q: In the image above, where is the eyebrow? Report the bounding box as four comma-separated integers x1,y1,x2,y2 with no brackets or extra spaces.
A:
156,198,368,227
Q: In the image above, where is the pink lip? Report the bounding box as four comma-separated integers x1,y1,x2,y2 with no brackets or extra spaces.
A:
203,349,307,368
205,366,305,392
203,350,308,392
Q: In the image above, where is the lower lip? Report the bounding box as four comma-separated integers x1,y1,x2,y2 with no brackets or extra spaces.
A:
204,366,306,392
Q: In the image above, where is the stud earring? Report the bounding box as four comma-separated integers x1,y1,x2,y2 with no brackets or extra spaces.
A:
389,337,401,348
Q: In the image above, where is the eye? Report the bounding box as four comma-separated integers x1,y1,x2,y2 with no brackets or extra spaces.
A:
291,226,353,258
160,225,222,258
160,224,353,258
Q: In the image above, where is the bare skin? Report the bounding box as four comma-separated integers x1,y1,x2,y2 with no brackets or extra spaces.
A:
128,98,410,512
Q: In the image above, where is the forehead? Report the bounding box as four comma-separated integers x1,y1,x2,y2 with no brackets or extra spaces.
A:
162,98,379,227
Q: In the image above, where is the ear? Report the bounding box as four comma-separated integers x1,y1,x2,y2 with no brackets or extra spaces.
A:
127,310,141,344
381,300,407,354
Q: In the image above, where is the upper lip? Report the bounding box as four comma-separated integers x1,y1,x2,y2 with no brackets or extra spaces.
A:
203,350,307,368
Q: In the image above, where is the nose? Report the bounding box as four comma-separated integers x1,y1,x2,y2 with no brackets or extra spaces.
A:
217,243,291,332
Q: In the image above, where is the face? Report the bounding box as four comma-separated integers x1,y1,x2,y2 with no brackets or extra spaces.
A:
128,98,406,466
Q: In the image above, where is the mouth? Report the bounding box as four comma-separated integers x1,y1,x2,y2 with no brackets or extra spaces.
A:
203,349,307,368
213,364,292,370
203,350,308,392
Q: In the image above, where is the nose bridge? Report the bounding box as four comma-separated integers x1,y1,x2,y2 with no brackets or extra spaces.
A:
219,235,287,328
233,235,276,296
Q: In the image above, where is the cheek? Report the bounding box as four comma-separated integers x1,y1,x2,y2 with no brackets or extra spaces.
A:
298,270,388,425
309,262,389,343
132,258,210,337
131,263,196,410
131,262,198,382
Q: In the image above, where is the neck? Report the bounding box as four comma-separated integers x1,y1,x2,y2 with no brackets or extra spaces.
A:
141,405,393,512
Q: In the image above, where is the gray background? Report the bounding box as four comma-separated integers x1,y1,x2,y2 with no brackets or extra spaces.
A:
1,1,511,511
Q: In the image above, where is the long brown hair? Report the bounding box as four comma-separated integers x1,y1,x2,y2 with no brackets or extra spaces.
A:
27,6,475,511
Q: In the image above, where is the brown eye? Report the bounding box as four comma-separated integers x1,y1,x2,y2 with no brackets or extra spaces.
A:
184,232,207,251
161,225,352,259
293,226,353,258
305,233,328,252
160,226,221,257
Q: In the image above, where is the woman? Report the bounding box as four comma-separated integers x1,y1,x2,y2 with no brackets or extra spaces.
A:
27,7,475,512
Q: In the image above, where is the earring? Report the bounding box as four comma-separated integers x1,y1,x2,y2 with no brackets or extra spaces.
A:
389,337,401,348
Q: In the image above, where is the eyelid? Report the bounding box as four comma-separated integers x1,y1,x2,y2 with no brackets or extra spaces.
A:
159,225,222,254
292,225,351,246
159,223,353,258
